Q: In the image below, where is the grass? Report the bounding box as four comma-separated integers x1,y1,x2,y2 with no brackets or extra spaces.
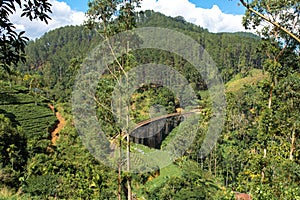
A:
134,162,183,199
144,163,182,191
0,187,32,200
131,143,155,154
131,142,183,198
0,187,14,199
226,69,268,92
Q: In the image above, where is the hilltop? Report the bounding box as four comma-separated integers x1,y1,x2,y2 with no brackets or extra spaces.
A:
21,10,262,101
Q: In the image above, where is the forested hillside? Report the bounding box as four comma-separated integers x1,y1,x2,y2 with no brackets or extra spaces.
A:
0,7,299,200
22,10,262,101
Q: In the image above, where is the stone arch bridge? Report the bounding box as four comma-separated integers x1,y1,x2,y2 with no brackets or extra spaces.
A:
111,109,200,149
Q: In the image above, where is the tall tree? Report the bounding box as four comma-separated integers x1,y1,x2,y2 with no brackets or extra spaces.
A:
240,0,300,108
240,0,300,44
0,0,52,73
235,1,300,198
86,1,141,199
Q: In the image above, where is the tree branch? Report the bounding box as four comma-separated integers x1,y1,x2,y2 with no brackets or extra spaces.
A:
240,0,300,44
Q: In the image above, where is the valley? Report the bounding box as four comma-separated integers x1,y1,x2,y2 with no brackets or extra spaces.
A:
0,3,299,199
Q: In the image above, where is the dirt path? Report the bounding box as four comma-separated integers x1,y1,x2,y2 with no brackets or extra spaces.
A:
48,104,66,145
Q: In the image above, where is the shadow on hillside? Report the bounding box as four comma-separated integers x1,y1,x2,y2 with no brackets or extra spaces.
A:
0,109,20,127
0,93,18,104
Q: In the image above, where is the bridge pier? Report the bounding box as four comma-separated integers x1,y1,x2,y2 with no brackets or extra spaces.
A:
130,115,183,149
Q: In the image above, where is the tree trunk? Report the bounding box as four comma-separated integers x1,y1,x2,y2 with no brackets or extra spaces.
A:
261,171,265,183
126,102,132,200
214,145,217,176
226,166,228,187
127,133,132,200
209,151,212,173
268,86,273,109
118,137,122,200
289,124,296,160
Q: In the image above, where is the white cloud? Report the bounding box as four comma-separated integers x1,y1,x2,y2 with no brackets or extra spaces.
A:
139,0,246,33
10,0,85,40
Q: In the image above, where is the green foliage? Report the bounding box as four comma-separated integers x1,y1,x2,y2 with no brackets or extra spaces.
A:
22,11,262,103
130,85,176,122
137,10,262,83
241,0,300,109
1,4,299,199
241,0,300,46
144,160,220,199
0,83,56,156
214,72,300,199
0,0,52,73
0,114,27,188
23,25,101,101
23,174,57,198
32,106,118,199
86,0,141,36
225,69,268,92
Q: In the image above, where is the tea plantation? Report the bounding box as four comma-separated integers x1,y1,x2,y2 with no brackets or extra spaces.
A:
0,82,57,153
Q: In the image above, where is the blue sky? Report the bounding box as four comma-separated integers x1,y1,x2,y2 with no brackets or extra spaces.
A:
63,0,245,15
62,0,88,12
190,0,245,15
